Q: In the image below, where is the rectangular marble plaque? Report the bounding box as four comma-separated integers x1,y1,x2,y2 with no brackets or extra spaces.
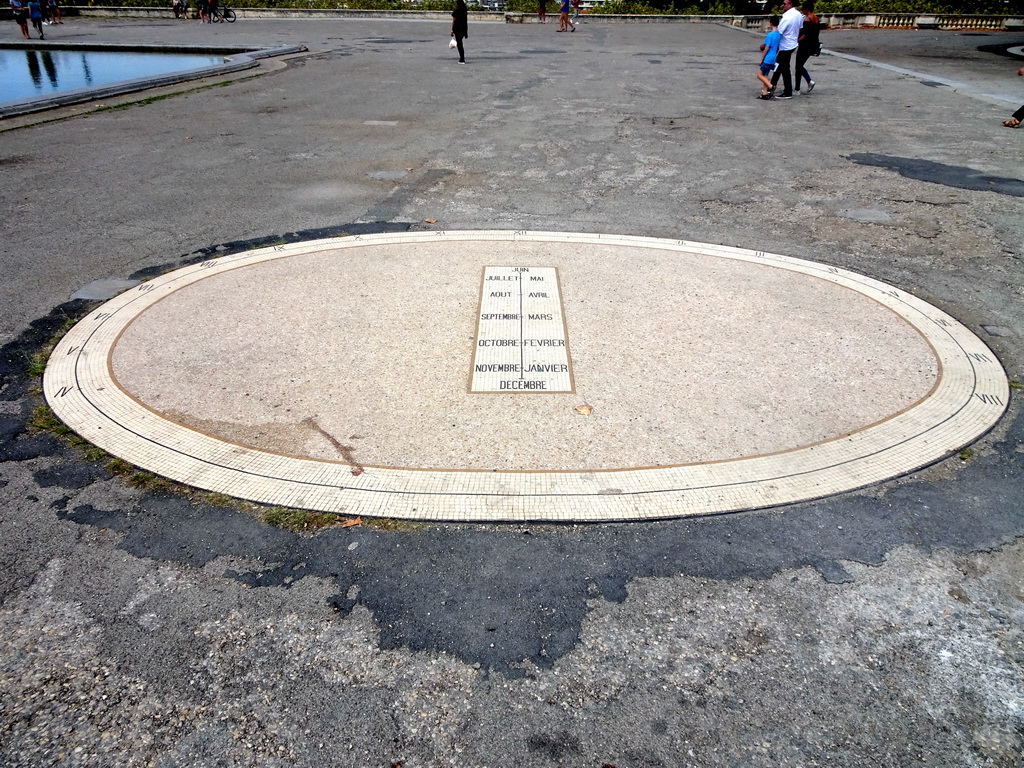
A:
470,266,574,393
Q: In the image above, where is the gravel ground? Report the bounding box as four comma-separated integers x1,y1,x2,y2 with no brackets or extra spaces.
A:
1,17,1023,768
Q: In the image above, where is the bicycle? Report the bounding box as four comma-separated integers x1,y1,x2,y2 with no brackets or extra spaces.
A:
210,4,236,22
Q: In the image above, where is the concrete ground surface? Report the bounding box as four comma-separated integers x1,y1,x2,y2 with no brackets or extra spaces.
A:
1,16,1023,768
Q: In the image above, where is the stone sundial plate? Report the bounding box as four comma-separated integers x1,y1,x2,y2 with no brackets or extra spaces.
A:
44,231,1008,522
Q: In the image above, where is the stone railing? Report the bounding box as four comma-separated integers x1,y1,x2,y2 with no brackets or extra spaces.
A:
721,12,1022,31
823,13,1022,30
502,11,1023,29
505,12,733,23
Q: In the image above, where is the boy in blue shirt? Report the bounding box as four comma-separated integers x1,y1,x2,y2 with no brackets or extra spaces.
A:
756,16,781,99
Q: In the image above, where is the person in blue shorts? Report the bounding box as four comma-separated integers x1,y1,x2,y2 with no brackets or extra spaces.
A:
756,15,781,99
558,0,574,31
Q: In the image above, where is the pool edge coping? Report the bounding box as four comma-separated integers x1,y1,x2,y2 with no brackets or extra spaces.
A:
0,43,305,118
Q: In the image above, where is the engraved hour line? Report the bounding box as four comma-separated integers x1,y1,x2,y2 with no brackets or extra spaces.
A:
519,270,525,378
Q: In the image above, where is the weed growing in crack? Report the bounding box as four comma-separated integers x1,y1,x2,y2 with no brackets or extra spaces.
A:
360,517,427,532
26,318,77,378
106,458,179,493
260,507,339,532
29,403,69,435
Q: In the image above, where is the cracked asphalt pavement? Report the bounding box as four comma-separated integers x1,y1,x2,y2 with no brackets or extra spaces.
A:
1,17,1023,768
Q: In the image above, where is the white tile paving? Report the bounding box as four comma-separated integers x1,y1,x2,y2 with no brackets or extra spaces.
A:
43,231,1009,522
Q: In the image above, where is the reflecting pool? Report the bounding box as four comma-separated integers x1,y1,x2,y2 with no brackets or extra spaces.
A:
0,49,225,104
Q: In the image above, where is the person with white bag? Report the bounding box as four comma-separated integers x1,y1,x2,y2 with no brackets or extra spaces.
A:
451,0,468,64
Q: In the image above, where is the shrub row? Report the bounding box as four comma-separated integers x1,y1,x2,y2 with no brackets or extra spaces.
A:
73,0,1024,13
586,0,1021,13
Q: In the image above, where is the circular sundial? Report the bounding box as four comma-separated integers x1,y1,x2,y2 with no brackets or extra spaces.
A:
44,231,1008,522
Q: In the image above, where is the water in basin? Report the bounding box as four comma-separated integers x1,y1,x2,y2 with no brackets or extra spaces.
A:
0,49,225,104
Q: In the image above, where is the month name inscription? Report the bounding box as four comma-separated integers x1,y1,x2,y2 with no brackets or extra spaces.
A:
470,266,574,393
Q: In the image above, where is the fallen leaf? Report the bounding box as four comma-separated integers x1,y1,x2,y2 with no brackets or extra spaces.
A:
574,404,593,416
341,517,362,528
424,218,437,224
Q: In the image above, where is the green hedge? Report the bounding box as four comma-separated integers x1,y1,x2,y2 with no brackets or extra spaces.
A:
586,0,1021,12
585,0,734,12
518,0,1022,13
78,0,488,9
72,0,1024,11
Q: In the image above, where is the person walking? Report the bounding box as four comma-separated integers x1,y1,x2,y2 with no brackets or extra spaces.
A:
756,15,781,99
770,0,803,99
571,0,580,25
1004,65,1024,128
27,0,43,38
538,0,547,23
10,0,31,38
451,0,468,64
795,0,820,93
558,0,574,32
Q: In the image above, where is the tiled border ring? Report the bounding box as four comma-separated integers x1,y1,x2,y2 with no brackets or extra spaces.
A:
44,231,1009,522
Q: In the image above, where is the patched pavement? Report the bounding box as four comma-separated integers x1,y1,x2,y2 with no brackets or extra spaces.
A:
1,17,1023,767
